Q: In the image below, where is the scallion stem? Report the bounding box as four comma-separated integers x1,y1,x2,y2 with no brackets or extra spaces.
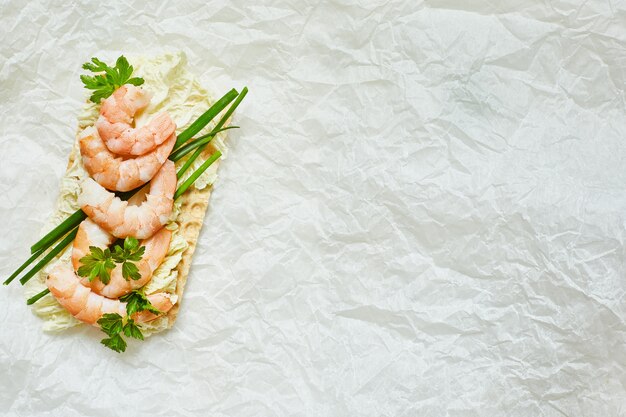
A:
177,147,204,180
176,87,248,179
30,210,86,254
212,87,247,137
174,151,222,200
26,288,50,305
169,126,238,162
173,88,238,150
3,247,46,285
19,228,78,285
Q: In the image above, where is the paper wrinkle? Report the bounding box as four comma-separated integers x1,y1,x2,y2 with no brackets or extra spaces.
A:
2,0,626,416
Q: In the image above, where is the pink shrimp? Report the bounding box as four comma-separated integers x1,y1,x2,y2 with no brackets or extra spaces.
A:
71,219,172,299
97,85,176,156
79,126,175,192
78,160,177,240
46,265,174,326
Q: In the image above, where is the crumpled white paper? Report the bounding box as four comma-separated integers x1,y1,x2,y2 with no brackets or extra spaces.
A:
1,0,626,416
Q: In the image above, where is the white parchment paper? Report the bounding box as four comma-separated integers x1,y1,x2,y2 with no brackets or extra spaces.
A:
1,1,626,416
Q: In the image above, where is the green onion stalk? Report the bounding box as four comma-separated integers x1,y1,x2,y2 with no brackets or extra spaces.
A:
10,87,248,299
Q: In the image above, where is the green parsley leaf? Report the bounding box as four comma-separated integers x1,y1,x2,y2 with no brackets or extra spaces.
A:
126,246,145,262
81,56,144,103
97,295,154,353
124,293,142,317
82,57,108,72
120,291,161,317
123,319,144,340
101,333,127,353
127,77,144,86
111,237,145,263
124,237,139,252
77,246,116,285
97,313,124,337
111,237,145,281
122,261,141,281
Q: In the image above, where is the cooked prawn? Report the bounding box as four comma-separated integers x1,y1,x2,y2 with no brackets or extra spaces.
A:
78,160,176,239
98,84,150,125
97,85,176,156
46,265,174,326
72,219,172,299
71,218,116,266
79,126,175,192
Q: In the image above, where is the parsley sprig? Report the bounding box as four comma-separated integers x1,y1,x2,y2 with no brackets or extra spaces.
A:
120,291,162,316
97,290,161,353
112,237,145,281
80,56,144,103
77,247,115,284
77,237,145,284
98,314,127,353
